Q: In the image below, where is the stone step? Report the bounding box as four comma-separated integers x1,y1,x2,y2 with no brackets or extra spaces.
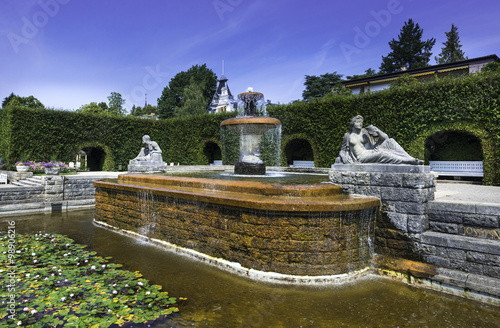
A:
12,177,43,187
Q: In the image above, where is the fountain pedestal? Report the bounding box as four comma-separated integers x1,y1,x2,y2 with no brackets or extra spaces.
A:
220,115,281,175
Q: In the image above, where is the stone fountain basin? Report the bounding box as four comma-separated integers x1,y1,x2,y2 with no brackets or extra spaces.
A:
97,174,379,212
94,174,380,277
220,116,282,135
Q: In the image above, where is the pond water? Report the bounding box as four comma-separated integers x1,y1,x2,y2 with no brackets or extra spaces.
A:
3,210,499,327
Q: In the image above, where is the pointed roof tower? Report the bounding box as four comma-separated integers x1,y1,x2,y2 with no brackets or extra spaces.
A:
208,66,237,113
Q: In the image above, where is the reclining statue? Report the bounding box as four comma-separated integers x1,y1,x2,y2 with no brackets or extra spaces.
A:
335,115,423,165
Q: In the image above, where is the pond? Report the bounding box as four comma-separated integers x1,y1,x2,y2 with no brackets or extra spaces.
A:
3,210,499,327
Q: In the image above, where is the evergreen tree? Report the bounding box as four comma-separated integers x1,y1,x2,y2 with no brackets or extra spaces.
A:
174,80,207,118
157,64,217,119
302,72,343,100
380,19,436,73
435,24,467,64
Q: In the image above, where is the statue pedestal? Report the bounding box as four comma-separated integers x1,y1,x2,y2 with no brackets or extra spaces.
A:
128,160,167,173
330,164,435,234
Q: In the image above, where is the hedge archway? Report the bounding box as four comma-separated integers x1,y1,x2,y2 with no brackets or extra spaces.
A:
409,122,495,184
73,142,114,171
281,134,318,167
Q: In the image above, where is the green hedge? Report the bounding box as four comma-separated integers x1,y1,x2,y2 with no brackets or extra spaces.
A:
0,107,235,170
268,72,500,185
1,71,499,184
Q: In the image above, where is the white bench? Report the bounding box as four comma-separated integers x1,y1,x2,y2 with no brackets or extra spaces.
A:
291,160,315,168
0,173,7,184
210,160,223,166
429,161,483,177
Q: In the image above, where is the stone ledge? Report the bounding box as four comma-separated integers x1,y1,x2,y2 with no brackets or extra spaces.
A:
331,164,430,173
421,231,500,255
429,201,500,215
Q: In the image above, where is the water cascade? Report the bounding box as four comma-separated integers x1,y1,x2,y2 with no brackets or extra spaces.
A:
94,174,380,283
94,87,381,283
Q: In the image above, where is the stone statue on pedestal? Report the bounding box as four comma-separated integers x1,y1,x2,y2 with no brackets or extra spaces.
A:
128,135,167,173
335,115,423,165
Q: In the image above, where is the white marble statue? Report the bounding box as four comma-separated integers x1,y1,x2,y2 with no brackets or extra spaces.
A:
335,115,423,165
130,135,163,163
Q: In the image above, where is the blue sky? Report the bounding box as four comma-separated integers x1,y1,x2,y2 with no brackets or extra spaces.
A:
1,0,499,111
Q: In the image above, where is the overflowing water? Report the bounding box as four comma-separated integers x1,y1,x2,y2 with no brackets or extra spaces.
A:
3,210,500,327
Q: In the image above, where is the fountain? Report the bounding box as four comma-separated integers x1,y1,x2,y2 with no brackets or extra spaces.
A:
220,88,281,175
93,88,381,284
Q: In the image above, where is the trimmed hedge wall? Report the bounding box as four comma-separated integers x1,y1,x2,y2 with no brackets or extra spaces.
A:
0,107,235,170
268,72,500,185
1,72,499,184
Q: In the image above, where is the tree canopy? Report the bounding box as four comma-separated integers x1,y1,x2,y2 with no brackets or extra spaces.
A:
157,64,217,119
107,92,126,116
435,24,467,64
380,19,436,73
174,79,207,118
130,104,158,117
2,93,44,109
346,68,377,80
76,92,126,117
302,72,343,100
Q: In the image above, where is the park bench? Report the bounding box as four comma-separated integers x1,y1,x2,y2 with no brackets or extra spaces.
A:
429,161,483,177
291,160,315,168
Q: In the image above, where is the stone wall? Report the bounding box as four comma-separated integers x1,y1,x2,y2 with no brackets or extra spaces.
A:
0,175,111,216
94,183,378,277
329,164,500,302
329,165,435,261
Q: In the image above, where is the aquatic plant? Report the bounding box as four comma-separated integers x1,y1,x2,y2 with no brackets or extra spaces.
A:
0,233,179,327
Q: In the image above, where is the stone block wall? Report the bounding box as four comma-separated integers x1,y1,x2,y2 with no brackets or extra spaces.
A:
329,165,435,261
0,186,44,205
63,177,101,200
420,201,500,296
0,175,111,215
330,165,500,301
95,187,377,276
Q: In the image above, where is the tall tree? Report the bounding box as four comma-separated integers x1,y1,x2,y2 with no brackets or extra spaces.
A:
174,80,207,118
302,72,343,100
435,24,467,64
380,19,436,73
157,64,217,119
107,92,126,116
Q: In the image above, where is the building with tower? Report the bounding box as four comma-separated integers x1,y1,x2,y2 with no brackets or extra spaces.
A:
207,74,237,113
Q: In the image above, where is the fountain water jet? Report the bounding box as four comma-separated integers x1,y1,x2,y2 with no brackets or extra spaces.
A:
220,89,281,175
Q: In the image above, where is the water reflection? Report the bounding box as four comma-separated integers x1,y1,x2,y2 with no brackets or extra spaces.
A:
3,211,499,327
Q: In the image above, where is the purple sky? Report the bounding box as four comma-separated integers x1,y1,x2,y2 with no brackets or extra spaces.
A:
1,0,499,111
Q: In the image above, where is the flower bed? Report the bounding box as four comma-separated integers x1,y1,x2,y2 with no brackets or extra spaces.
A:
0,233,180,327
14,161,71,174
